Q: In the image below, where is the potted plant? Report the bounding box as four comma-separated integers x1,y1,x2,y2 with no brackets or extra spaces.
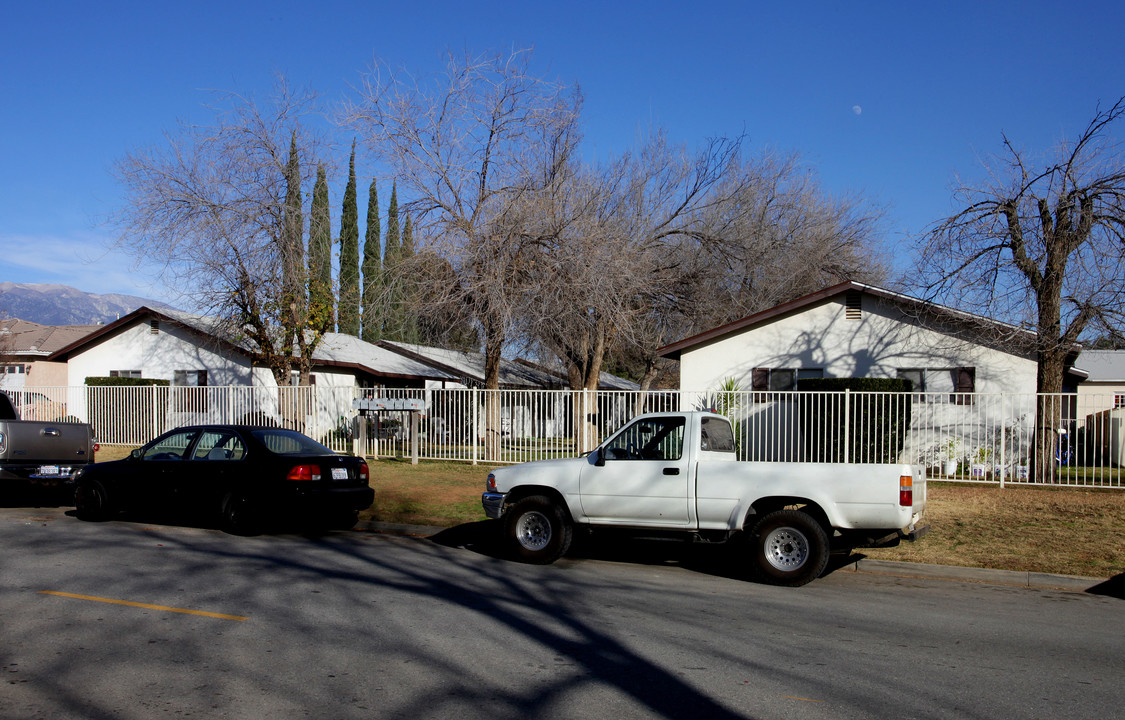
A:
942,437,961,476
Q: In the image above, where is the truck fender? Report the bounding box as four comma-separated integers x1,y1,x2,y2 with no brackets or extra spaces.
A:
502,485,577,523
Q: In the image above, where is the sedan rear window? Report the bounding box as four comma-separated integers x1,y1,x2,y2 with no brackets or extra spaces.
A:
252,428,335,456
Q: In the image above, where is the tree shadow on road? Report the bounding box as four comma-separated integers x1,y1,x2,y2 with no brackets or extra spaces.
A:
429,520,857,584
1086,573,1125,600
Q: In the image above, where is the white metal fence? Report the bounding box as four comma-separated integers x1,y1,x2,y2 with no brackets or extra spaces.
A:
8,385,1125,488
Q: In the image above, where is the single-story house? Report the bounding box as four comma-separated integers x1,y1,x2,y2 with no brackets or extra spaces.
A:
657,281,1080,396
47,307,456,390
0,318,101,388
1074,350,1125,409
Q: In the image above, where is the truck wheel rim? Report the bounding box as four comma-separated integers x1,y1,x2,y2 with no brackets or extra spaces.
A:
763,527,808,571
515,510,552,551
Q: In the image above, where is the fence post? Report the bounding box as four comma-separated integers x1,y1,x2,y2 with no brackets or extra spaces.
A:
999,394,1007,489
152,385,160,439
471,387,479,466
843,389,851,464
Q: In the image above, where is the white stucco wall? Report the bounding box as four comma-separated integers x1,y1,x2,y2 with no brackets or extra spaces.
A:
66,322,254,386
679,293,1039,394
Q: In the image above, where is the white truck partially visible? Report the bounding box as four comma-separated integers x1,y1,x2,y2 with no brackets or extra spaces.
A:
482,410,928,586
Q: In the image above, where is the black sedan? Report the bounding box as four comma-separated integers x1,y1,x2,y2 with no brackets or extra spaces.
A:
73,425,374,534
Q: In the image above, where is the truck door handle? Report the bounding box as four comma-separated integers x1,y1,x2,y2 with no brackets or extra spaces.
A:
42,428,61,437
663,468,680,476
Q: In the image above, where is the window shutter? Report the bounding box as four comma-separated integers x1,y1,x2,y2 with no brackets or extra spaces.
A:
752,367,769,391
953,367,976,405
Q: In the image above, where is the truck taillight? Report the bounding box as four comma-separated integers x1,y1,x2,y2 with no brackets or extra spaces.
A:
287,465,321,481
899,475,913,506
359,461,369,481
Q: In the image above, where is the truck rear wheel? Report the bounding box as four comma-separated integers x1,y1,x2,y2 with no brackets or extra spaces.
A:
749,509,829,587
505,495,572,564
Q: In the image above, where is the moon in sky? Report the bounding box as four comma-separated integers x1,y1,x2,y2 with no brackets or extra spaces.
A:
852,105,862,115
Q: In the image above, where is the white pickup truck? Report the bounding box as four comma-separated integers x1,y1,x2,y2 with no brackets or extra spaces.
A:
482,410,928,586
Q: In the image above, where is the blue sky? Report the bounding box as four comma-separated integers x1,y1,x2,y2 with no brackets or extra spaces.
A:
2,0,1123,307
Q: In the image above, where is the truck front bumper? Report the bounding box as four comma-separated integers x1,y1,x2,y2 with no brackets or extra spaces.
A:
482,492,505,520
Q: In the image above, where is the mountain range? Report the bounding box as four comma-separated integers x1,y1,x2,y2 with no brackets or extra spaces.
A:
0,282,171,325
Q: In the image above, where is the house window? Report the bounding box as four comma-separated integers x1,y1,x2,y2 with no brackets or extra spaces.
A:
173,370,208,412
109,370,142,379
752,367,824,392
174,370,208,387
897,369,926,393
899,368,975,403
1115,395,1125,409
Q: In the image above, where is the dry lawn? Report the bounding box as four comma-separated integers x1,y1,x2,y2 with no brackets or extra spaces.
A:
862,483,1125,578
91,448,1125,578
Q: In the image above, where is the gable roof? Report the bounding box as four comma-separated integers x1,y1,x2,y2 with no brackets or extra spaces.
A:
378,341,642,390
47,306,456,382
1074,350,1125,383
657,281,1039,360
1,318,102,357
378,341,562,389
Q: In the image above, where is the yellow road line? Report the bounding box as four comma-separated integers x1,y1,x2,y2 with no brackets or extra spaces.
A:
782,696,824,703
39,591,248,621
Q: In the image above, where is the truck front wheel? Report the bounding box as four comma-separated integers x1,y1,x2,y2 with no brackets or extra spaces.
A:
749,509,829,587
505,495,573,564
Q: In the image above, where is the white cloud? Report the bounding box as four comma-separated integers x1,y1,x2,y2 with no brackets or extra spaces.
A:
0,232,173,302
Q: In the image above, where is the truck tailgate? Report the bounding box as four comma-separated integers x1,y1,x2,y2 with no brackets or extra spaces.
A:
0,421,92,465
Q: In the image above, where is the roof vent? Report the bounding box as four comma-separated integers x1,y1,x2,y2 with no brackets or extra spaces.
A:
150,319,159,335
845,291,862,320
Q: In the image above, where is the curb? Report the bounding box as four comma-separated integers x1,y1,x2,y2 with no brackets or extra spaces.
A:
354,519,1109,593
841,557,1106,592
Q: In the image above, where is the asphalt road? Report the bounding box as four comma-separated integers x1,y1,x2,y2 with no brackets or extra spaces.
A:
1,505,1121,719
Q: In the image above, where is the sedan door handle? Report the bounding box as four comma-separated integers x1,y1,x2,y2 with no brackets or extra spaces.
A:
662,467,680,476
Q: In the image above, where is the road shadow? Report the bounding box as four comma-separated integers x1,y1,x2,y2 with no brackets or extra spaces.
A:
1086,573,1125,600
0,485,71,509
429,520,858,584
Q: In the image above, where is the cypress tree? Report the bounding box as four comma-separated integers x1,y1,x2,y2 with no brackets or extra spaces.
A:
383,182,402,340
308,164,333,332
338,141,360,335
281,131,304,341
361,179,382,342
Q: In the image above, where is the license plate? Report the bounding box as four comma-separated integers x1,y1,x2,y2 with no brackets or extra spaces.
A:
331,467,349,480
37,465,60,476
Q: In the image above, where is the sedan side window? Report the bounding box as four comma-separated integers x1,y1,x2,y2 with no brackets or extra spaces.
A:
193,431,246,461
142,430,199,461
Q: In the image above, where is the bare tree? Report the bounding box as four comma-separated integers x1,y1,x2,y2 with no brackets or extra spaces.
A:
531,142,886,397
919,97,1125,479
110,79,331,386
345,48,581,455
